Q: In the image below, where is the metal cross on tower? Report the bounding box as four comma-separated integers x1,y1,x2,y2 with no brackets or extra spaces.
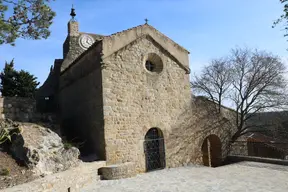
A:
70,4,76,21
145,18,149,24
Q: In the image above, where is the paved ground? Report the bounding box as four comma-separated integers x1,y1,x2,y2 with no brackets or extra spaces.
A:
81,161,288,192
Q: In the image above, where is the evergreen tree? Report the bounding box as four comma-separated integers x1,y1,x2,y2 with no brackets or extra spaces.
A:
0,59,39,98
15,70,39,98
0,59,17,96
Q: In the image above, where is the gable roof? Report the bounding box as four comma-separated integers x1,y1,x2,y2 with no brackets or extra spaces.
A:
101,24,190,71
246,132,288,153
79,32,104,41
106,24,189,54
246,132,288,143
60,23,191,76
103,34,190,74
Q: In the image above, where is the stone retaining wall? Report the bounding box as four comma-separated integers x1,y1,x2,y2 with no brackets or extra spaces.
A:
1,161,106,192
0,97,55,123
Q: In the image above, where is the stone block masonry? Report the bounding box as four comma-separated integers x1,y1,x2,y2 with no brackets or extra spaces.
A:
0,97,55,123
99,162,136,180
59,42,106,159
101,34,237,172
102,36,192,172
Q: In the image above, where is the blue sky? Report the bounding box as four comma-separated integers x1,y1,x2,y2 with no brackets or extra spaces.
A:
0,0,287,85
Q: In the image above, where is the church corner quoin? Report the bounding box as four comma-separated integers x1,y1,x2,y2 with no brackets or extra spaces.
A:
36,15,237,177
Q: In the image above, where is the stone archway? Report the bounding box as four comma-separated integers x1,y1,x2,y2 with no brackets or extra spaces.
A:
144,128,166,172
201,134,222,167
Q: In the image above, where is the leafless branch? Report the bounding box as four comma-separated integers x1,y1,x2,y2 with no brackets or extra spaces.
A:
191,47,288,142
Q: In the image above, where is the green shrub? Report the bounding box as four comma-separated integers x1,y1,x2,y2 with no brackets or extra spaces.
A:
0,127,23,144
0,128,12,144
63,142,73,150
0,168,10,176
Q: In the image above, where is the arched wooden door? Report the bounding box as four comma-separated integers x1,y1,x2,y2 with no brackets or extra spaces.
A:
201,135,222,167
144,128,166,172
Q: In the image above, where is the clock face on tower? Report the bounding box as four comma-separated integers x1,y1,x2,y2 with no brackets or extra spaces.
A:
79,34,95,50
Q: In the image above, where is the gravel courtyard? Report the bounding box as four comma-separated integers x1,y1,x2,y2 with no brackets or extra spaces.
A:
82,161,288,192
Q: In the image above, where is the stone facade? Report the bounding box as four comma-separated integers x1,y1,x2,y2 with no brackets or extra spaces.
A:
59,42,105,159
36,15,237,176
102,35,191,172
36,20,103,114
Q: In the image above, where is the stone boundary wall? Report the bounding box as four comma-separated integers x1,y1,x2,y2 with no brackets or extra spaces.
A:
164,95,238,168
229,142,249,156
226,155,288,166
1,161,106,192
0,97,55,123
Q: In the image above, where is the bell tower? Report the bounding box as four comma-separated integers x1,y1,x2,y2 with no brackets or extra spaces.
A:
63,5,80,59
68,5,79,37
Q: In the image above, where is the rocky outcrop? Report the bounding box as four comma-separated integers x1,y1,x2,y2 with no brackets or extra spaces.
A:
8,122,80,176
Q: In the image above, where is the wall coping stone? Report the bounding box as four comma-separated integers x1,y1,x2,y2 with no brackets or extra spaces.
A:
226,155,288,166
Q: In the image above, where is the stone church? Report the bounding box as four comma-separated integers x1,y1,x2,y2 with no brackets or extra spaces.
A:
37,9,235,174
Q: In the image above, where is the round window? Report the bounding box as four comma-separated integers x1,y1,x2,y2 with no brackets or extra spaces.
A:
145,60,155,72
144,53,163,73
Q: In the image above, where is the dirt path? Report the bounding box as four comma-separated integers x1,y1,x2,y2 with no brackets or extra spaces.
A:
0,150,36,190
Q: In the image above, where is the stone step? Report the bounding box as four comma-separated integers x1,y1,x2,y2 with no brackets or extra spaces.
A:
98,162,136,180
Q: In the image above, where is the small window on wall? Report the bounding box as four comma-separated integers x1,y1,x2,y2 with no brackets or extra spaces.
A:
144,53,163,74
145,61,155,72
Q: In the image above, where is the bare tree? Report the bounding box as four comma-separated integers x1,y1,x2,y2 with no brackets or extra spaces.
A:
191,58,232,112
191,48,288,142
